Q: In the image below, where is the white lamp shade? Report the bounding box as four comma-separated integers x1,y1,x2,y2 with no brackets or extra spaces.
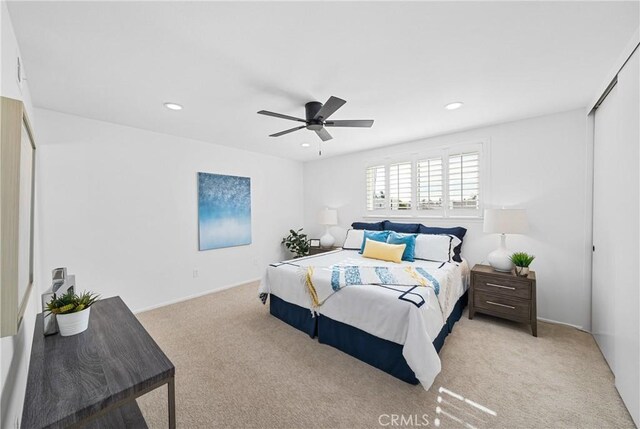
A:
318,208,338,226
483,209,528,234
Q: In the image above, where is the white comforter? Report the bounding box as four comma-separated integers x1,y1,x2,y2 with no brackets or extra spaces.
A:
258,250,469,390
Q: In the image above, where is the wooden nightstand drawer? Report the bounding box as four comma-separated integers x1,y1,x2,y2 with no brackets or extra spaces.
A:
474,274,531,299
473,291,530,321
469,264,537,336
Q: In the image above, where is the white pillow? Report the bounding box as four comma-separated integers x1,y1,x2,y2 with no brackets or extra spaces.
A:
342,229,365,250
414,234,462,263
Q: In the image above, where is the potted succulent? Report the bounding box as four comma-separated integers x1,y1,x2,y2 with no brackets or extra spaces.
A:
282,228,310,258
46,290,100,336
510,252,535,277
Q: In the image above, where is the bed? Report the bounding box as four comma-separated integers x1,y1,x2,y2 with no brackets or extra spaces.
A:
259,247,470,390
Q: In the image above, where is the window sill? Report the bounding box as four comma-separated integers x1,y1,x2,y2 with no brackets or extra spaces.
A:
363,214,483,222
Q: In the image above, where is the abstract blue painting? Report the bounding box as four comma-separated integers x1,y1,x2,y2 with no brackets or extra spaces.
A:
198,172,252,250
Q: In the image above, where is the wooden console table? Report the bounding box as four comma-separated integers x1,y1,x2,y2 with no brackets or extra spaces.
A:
22,297,175,428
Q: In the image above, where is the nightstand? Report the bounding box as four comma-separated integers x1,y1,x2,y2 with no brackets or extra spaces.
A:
469,264,537,336
307,247,340,256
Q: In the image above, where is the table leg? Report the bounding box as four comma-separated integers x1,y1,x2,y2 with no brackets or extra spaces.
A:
168,377,176,429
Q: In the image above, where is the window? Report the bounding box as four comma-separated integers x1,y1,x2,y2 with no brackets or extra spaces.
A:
389,162,412,210
448,151,480,210
365,143,484,218
366,165,386,210
417,157,443,210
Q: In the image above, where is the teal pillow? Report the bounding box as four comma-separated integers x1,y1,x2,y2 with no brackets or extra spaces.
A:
387,231,417,262
359,230,390,253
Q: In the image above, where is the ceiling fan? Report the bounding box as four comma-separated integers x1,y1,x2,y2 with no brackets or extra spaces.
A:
257,96,374,142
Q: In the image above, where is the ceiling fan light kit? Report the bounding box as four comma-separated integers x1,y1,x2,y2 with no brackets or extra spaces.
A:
258,96,374,144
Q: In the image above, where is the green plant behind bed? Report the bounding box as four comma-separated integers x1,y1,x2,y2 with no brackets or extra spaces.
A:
282,228,310,258
45,290,101,315
510,252,535,267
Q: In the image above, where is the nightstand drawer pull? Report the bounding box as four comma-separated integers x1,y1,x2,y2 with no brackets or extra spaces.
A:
486,300,516,310
486,283,516,291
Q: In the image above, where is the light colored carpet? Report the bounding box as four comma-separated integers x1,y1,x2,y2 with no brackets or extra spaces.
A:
136,282,635,429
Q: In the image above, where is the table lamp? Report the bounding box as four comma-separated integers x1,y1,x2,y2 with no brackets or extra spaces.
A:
483,208,528,272
318,208,338,248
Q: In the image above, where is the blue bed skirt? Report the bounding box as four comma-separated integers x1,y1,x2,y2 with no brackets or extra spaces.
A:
270,294,317,338
433,291,468,353
269,291,468,384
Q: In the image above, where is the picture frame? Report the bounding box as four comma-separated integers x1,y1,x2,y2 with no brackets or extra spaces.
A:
309,239,320,248
197,172,252,251
1,97,36,337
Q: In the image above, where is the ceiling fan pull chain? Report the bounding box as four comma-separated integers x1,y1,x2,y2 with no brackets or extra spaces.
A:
319,141,322,156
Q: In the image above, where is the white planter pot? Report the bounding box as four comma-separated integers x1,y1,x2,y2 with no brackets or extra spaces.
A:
515,266,530,277
56,307,91,336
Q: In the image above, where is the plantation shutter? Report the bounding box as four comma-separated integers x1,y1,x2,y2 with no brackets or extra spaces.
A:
366,165,386,210
417,157,443,210
389,162,412,210
448,151,480,210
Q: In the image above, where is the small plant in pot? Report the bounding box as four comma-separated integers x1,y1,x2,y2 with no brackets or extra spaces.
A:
282,228,310,258
510,252,535,277
46,290,100,336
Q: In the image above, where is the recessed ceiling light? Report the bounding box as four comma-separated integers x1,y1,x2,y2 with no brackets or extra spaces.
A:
301,143,311,148
445,102,464,110
163,102,183,111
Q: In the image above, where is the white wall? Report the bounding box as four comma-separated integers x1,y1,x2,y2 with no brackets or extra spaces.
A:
0,2,40,428
303,109,590,329
34,109,304,313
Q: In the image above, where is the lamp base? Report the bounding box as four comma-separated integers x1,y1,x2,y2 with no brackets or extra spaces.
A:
320,232,335,249
488,249,514,272
487,234,514,272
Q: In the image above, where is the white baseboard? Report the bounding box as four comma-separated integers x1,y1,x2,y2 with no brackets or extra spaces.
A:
537,316,586,332
133,278,261,314
133,282,590,334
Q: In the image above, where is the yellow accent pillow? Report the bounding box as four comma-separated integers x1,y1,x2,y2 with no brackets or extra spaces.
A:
362,238,407,263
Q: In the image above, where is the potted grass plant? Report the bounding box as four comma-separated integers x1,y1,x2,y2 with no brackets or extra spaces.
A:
510,252,535,277
46,290,100,336
282,228,310,258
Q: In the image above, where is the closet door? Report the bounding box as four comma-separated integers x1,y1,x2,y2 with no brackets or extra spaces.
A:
612,48,639,426
592,47,639,426
592,84,618,370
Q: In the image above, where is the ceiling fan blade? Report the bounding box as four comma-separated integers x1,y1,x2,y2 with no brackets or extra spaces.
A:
269,125,306,137
258,110,307,123
315,127,333,141
324,119,374,128
314,96,346,121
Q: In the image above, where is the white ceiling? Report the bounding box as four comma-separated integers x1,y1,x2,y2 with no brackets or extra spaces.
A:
7,1,639,161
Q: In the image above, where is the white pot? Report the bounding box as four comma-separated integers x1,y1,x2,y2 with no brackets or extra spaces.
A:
56,307,91,336
515,266,530,277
